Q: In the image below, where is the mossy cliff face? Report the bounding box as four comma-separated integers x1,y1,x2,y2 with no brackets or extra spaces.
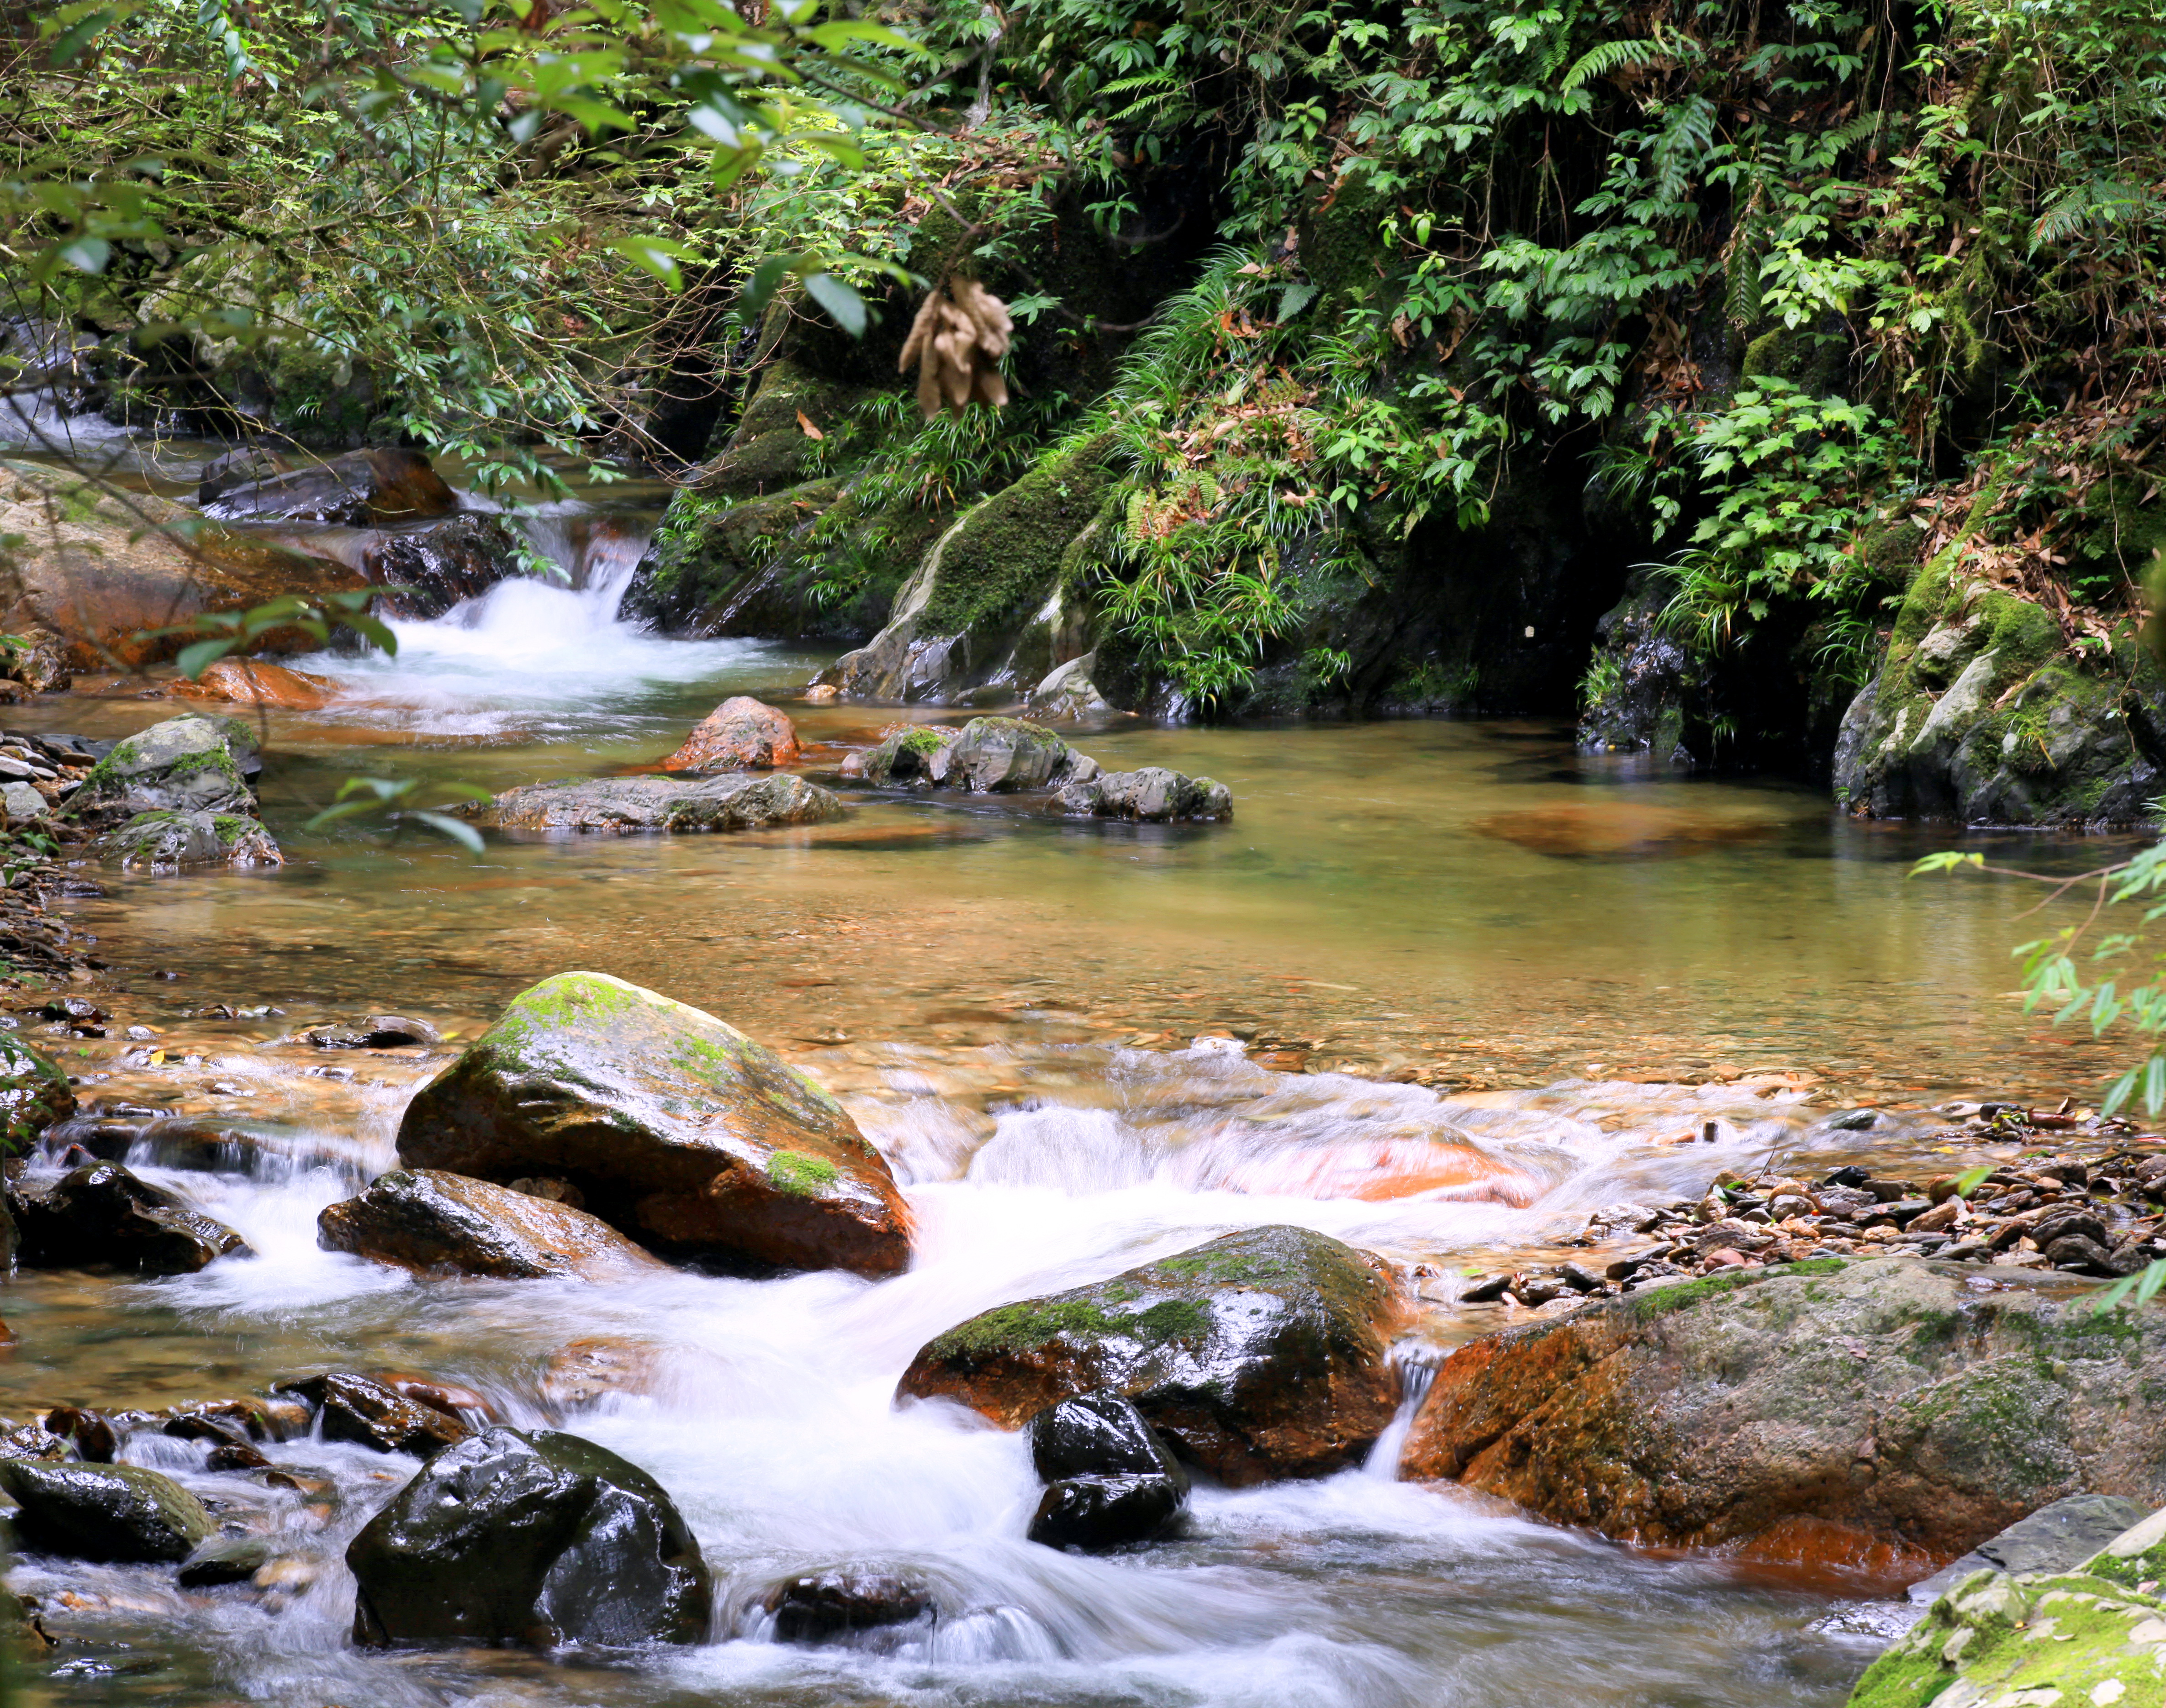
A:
822,436,1117,704
395,971,909,1277
1402,1257,2166,1572
1834,554,2166,825
896,1224,1403,1486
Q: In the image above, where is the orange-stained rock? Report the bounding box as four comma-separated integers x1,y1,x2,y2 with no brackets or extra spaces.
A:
171,658,339,711
662,696,801,772
1205,1138,1542,1205
1399,1255,2166,1577
317,1168,670,1281
540,1337,667,1409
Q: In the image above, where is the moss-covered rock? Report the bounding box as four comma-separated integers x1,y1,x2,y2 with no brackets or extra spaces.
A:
0,1460,212,1564
897,1224,1403,1485
1834,561,2166,824
1403,1256,2166,1569
69,714,259,822
825,435,1116,702
396,971,909,1276
102,807,283,870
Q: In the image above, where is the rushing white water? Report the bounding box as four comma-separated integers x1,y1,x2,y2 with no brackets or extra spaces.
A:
298,499,809,743
13,1048,1907,1707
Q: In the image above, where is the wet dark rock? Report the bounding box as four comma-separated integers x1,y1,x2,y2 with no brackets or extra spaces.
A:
360,512,524,619
178,1534,278,1587
397,972,909,1277
12,1162,251,1275
469,773,844,835
102,808,283,871
898,1224,1403,1486
663,696,802,772
66,716,260,822
304,1014,439,1049
317,1168,669,1281
0,1423,68,1462
0,1036,74,1152
42,1407,116,1463
1029,1472,1187,1552
0,1460,212,1563
765,1569,930,1643
2046,1233,2125,1275
1460,1272,1516,1303
275,1372,471,1456
347,1427,712,1650
1026,1392,1188,1486
200,447,457,526
370,1373,500,1423
1400,1255,2166,1567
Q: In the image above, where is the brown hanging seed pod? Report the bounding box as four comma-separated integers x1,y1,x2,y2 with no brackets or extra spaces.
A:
898,279,1012,418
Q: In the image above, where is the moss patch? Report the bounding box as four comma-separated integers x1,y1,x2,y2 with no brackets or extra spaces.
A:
766,1149,840,1197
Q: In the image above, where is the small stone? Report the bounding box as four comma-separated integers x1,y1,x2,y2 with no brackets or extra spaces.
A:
1558,1261,1606,1293
179,1535,278,1587
765,1570,930,1643
1460,1271,1516,1302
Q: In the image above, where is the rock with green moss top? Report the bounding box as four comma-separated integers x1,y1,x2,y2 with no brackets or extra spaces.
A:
895,1225,1403,1485
0,1459,212,1563
824,436,1116,703
102,807,283,870
470,773,844,835
0,1035,74,1156
1402,1255,2166,1566
68,714,261,822
861,717,1070,791
1835,563,2166,825
397,972,909,1277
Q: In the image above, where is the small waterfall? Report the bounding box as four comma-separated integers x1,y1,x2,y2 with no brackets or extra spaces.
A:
1362,1351,1440,1480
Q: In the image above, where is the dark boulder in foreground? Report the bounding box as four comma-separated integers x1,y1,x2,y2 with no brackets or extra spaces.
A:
898,1225,1402,1485
318,1168,668,1281
764,1569,930,1644
348,1427,711,1650
1025,1393,1191,1551
1401,1256,2166,1576
13,1162,251,1275
397,972,910,1276
468,772,842,835
0,1460,211,1562
276,1371,471,1456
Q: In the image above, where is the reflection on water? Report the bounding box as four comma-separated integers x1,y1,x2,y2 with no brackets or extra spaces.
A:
0,556,2116,1707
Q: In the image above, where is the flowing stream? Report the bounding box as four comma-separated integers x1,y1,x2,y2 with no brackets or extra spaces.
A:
0,478,2130,1707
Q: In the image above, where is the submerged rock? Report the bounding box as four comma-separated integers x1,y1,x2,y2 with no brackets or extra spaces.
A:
1030,1472,1186,1552
469,772,842,834
317,1168,669,1281
67,715,260,822
765,1569,930,1644
0,1460,212,1562
1401,1255,2166,1571
170,657,337,711
103,808,283,870
898,1225,1402,1485
347,1427,712,1650
663,696,802,772
12,1162,251,1274
277,1371,470,1455
396,971,910,1276
178,1534,280,1587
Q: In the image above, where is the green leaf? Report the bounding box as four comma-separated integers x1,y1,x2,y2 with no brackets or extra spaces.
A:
174,637,238,679
801,270,866,337
402,811,485,853
613,234,697,291
59,237,112,274
1276,282,1320,322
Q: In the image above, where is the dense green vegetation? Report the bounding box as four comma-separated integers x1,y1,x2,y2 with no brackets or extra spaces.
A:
7,0,2166,725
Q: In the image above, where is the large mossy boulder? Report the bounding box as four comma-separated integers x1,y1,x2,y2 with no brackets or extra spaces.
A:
1834,555,2166,825
0,1460,212,1562
896,1225,1402,1485
396,973,909,1276
318,1168,668,1281
12,1162,251,1275
348,1427,712,1650
67,715,260,821
1401,1256,2166,1569
467,772,842,835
